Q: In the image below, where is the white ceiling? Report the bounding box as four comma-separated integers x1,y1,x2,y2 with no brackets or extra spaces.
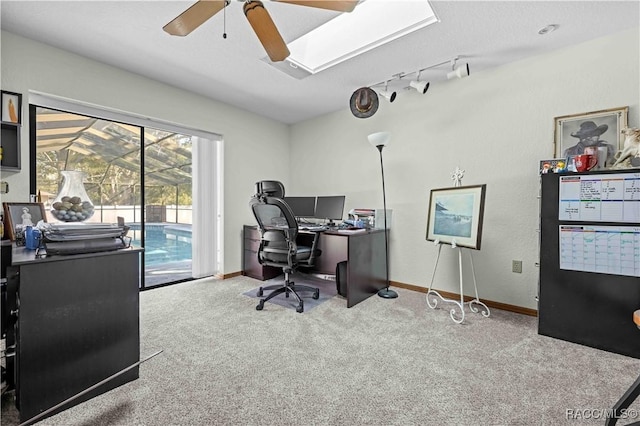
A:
1,1,639,124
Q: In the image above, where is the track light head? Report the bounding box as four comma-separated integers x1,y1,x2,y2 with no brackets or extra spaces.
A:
447,62,470,80
378,89,397,103
409,80,430,94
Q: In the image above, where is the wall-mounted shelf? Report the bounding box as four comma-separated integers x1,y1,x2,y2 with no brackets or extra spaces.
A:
1,121,21,171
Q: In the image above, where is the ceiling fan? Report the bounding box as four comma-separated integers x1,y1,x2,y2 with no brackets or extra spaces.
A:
163,0,359,62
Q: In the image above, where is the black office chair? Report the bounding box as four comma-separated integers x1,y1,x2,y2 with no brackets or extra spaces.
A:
249,180,320,313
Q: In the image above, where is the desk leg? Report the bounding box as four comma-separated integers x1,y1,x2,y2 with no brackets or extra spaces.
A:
346,231,386,308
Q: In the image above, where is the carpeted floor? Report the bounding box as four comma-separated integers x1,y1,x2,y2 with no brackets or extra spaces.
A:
1,275,639,425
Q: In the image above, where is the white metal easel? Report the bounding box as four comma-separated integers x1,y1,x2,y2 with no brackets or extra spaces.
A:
425,167,490,324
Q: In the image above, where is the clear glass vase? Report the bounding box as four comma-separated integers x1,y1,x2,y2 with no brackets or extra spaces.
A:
50,171,95,222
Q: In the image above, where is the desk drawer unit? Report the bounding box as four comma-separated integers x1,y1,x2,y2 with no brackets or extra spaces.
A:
242,225,280,280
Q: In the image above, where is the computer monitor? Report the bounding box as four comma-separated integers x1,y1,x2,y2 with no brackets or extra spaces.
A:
314,196,346,224
283,196,316,218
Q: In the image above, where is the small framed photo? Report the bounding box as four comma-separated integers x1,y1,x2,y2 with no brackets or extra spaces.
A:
426,184,487,250
553,106,628,166
539,158,568,175
1,90,22,124
2,202,47,241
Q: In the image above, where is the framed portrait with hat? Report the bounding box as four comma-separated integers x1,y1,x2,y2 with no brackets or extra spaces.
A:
554,106,628,167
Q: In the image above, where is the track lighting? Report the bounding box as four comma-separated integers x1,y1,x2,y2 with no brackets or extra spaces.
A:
377,81,397,103
351,56,469,117
447,59,470,80
378,89,397,103
408,71,430,94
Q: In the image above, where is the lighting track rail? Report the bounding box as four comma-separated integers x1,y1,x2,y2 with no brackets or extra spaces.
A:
368,56,471,102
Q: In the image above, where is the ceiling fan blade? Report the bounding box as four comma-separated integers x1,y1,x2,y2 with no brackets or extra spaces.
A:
244,1,290,62
274,0,358,13
163,0,228,36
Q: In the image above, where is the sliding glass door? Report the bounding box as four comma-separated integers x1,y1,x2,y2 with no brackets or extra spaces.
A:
142,127,193,287
33,107,143,226
32,106,205,288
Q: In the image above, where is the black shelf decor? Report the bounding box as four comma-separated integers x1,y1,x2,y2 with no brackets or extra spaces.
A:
1,122,21,171
0,90,22,171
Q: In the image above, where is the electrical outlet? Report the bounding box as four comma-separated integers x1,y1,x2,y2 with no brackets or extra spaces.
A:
512,260,523,273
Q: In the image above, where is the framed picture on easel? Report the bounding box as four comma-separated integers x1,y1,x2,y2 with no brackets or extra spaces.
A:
426,184,487,250
1,90,22,124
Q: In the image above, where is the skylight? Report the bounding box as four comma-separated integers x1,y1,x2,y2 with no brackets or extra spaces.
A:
286,0,439,75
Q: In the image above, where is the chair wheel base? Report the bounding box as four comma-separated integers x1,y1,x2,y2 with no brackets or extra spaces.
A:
254,281,318,313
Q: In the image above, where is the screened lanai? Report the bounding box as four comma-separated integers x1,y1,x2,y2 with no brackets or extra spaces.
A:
34,106,195,287
35,108,192,209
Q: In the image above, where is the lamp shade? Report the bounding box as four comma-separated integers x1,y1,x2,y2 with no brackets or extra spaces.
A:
409,80,430,94
368,131,391,149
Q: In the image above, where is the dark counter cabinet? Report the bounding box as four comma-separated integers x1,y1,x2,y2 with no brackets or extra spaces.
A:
6,246,142,423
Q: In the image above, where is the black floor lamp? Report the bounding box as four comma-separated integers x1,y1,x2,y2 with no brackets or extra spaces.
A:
368,131,398,299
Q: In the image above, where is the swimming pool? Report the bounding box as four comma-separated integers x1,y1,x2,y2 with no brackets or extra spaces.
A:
130,224,192,266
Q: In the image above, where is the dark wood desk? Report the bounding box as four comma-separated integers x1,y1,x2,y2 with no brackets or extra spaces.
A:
316,229,387,308
6,246,142,423
243,226,387,308
242,225,281,280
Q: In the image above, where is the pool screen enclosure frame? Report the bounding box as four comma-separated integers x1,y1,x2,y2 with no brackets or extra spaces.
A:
28,97,221,290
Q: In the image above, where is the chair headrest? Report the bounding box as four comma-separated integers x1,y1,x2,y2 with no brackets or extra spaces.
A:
255,180,285,198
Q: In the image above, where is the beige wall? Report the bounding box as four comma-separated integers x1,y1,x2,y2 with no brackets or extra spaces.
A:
289,27,640,310
0,31,290,276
